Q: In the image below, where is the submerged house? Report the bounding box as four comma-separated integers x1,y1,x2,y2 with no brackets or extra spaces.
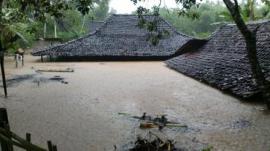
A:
32,14,203,60
166,21,270,99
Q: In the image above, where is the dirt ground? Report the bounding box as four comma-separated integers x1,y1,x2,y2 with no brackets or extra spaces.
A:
0,55,270,151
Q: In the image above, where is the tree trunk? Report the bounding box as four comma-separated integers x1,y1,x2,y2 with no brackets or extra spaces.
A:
80,15,86,34
223,0,270,108
44,22,47,39
247,0,255,20
54,18,57,38
245,33,270,108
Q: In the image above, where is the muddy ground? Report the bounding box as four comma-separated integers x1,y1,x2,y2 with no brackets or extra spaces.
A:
0,55,270,151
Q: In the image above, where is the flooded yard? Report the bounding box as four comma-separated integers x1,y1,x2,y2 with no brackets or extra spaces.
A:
0,56,270,151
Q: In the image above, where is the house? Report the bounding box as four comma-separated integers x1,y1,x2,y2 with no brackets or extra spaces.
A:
31,14,204,60
166,21,270,99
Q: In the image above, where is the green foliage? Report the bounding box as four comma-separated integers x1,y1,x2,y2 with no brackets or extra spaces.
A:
134,1,270,39
132,0,270,40
75,0,94,16
0,0,111,53
255,5,270,19
202,146,214,151
92,0,110,21
159,3,229,38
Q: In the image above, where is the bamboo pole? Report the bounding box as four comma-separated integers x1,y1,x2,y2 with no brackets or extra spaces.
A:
44,22,47,39
0,52,7,97
0,0,7,97
54,18,57,38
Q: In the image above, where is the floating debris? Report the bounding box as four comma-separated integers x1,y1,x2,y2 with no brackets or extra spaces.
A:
30,75,69,86
129,132,184,151
35,68,74,73
119,112,187,130
49,76,64,81
0,74,35,87
61,81,69,84
34,76,69,85
231,119,251,129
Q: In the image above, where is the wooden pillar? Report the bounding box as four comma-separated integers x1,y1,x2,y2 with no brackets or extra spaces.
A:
15,54,18,68
26,133,31,151
0,108,13,151
0,53,7,97
47,141,53,151
47,140,57,151
41,55,44,62
22,54,24,66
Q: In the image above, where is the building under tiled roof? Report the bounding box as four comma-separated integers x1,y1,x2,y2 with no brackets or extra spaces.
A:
32,14,201,58
166,21,270,99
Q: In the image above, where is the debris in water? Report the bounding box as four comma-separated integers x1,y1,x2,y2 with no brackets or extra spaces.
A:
49,76,64,81
35,68,74,73
0,74,35,87
140,122,157,129
33,76,68,86
47,76,68,84
231,119,251,129
0,73,69,88
61,81,68,84
129,132,184,151
119,112,187,130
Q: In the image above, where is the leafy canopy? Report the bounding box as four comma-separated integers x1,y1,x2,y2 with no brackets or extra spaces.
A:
0,0,97,51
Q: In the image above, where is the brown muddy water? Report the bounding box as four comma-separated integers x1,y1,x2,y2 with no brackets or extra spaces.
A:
0,55,270,151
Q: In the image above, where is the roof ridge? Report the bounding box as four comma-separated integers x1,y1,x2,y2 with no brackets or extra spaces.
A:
205,20,270,42
112,14,159,16
49,15,114,48
111,14,199,39
89,21,104,23
226,19,270,26
206,24,227,40
158,16,200,39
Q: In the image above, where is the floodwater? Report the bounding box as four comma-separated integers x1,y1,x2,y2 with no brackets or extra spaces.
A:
0,56,270,151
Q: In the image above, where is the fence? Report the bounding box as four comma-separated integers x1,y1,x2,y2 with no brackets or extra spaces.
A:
0,108,57,151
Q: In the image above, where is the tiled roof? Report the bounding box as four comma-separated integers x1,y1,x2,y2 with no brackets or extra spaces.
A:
32,14,198,58
166,21,270,98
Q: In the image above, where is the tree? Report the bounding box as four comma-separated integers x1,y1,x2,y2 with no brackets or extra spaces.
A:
247,0,255,20
92,0,110,20
0,0,94,97
132,0,270,108
158,3,230,38
223,0,270,109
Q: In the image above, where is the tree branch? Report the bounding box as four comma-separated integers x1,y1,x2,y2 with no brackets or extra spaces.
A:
223,0,253,39
233,0,239,13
